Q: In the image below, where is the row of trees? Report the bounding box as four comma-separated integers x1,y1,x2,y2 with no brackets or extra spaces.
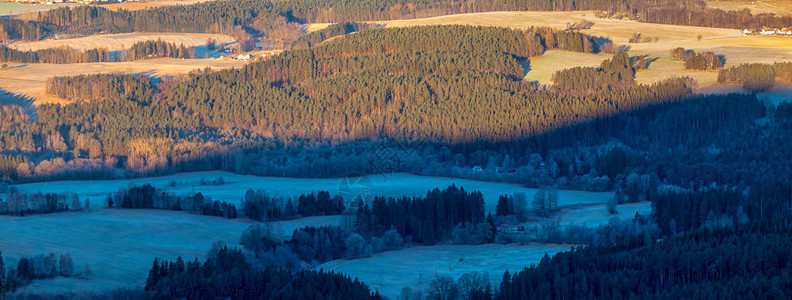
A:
105,184,237,219
1,252,74,294
241,189,345,221
496,187,558,218
718,62,792,91
125,39,195,60
144,246,380,299
0,46,110,64
0,191,84,216
354,185,485,245
671,47,724,70
0,40,194,64
13,253,74,283
46,74,154,102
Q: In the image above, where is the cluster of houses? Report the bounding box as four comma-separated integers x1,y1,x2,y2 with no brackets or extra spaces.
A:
743,27,792,36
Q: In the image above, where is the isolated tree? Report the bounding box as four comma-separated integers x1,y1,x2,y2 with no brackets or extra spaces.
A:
83,264,93,277
547,188,558,212
496,195,511,216
533,189,547,217
457,272,489,300
345,233,371,259
71,194,80,211
206,38,217,51
59,253,73,276
427,275,459,300
0,251,5,285
380,228,404,251
607,194,618,215
513,192,528,220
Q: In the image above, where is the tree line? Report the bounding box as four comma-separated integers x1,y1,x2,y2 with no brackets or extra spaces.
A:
0,190,84,216
46,74,155,102
0,45,110,64
0,252,75,294
104,184,238,219
144,246,380,299
0,39,194,64
241,189,345,221
354,184,486,245
718,62,792,91
490,217,792,299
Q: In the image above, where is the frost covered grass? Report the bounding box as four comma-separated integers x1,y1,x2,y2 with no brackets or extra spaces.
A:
3,173,629,295
12,171,614,213
0,209,340,294
322,243,570,298
554,201,652,228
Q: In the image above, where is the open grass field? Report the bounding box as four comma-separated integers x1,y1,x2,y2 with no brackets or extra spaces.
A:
9,32,235,52
323,243,571,298
1,171,626,296
100,0,214,11
0,58,246,105
555,201,651,228
0,3,76,16
2,171,639,297
0,205,622,296
706,0,792,16
523,50,612,84
0,209,343,294
304,23,333,33
0,209,255,293
11,171,614,213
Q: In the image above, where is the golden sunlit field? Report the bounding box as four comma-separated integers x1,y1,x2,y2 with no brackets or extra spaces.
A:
0,58,246,105
101,0,213,11
706,0,792,16
374,11,741,43
9,32,235,52
523,50,612,85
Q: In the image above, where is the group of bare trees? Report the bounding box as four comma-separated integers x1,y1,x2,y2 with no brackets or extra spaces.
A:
0,191,85,216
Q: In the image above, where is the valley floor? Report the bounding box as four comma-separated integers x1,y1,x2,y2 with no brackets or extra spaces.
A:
3,173,650,296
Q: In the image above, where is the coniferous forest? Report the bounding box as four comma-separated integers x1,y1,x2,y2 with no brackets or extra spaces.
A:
2,0,791,45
